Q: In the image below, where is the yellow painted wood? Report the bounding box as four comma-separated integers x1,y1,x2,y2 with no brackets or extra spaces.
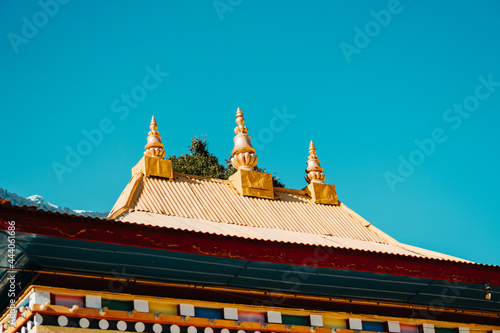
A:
4,286,500,333
148,303,177,316
229,169,274,199
323,318,347,329
24,284,500,322
26,305,331,333
4,309,32,333
34,325,123,333
303,183,338,205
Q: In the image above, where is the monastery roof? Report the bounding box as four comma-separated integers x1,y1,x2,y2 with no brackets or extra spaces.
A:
108,111,468,264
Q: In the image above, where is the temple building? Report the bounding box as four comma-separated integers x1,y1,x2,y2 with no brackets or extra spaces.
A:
1,108,499,333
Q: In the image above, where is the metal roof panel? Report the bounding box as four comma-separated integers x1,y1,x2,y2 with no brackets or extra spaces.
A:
127,174,391,244
119,210,468,263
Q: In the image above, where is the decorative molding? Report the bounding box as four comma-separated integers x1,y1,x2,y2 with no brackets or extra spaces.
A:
266,311,282,324
29,292,50,310
134,300,149,313
179,304,195,317
347,319,362,331
419,324,435,333
223,308,238,321
385,321,400,333
309,316,323,327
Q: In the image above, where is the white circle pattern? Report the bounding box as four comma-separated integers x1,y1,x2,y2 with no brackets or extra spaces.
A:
99,319,109,330
170,325,181,333
135,322,145,332
117,320,127,331
57,316,68,327
79,318,90,329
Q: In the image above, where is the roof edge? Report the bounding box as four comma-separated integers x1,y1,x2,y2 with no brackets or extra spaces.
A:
1,201,499,282
107,172,144,219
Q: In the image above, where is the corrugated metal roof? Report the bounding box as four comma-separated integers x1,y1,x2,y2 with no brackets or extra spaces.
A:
119,210,468,262
127,174,390,244
109,173,468,263
0,199,472,264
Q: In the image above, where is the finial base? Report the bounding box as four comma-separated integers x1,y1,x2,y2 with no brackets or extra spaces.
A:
132,156,173,179
303,182,338,205
231,152,258,171
229,169,274,200
305,171,325,184
145,148,166,158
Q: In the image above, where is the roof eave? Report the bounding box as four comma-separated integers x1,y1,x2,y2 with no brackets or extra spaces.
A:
1,201,499,286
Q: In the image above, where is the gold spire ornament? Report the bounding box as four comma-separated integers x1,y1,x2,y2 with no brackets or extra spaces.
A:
112,116,173,218
228,107,273,199
305,141,326,184
231,107,258,171
302,140,338,205
144,116,166,158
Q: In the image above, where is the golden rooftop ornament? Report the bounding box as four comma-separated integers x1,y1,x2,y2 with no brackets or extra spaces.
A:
302,140,338,205
231,107,258,171
228,107,274,200
144,115,166,158
305,140,326,184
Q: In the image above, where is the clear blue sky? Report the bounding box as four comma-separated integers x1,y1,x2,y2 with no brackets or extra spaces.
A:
1,1,500,265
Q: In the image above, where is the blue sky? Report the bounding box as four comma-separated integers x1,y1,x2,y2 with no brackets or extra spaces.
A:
1,1,500,266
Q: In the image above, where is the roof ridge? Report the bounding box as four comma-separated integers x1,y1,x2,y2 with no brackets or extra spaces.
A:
173,172,308,195
173,172,230,183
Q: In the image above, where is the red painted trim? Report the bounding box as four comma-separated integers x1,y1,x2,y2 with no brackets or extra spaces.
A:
1,203,500,286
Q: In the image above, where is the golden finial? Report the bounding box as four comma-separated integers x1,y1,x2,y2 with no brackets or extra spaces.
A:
305,140,325,184
309,140,317,155
231,107,258,171
144,115,166,158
